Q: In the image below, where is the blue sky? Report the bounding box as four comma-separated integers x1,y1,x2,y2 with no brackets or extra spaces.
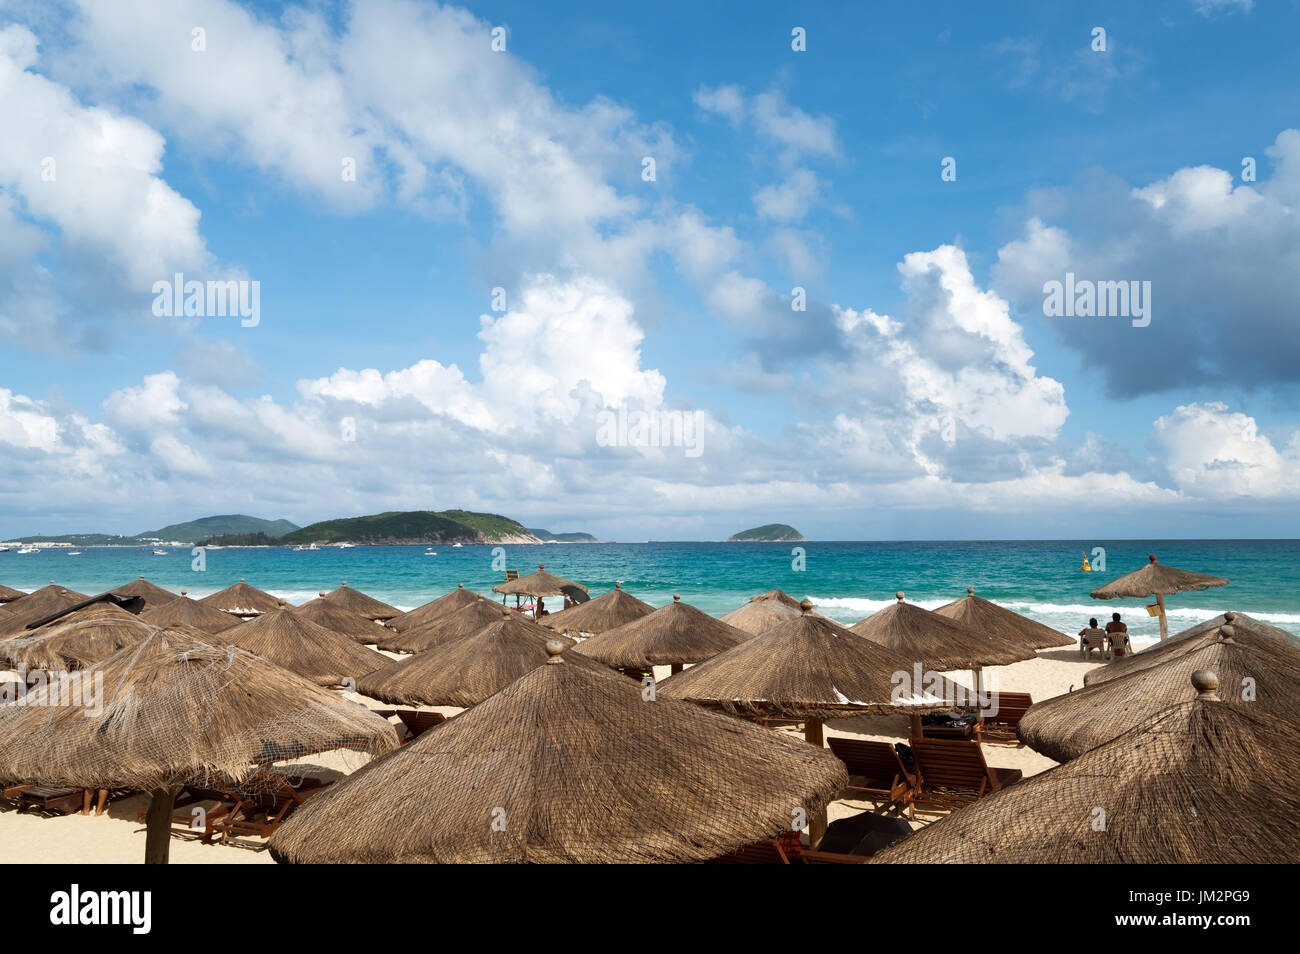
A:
1,0,1299,540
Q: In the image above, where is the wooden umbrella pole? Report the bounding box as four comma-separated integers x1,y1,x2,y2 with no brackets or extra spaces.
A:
804,717,827,848
974,666,984,725
1156,594,1168,642
144,786,183,865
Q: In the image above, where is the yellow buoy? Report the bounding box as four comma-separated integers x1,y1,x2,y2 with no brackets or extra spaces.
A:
1081,550,1092,572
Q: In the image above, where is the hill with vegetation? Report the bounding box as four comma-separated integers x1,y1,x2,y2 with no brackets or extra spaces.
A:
527,528,598,542
728,523,806,542
280,510,540,545
140,515,300,542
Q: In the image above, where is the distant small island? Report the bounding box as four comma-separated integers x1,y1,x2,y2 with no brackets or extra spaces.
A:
527,528,599,543
728,523,806,542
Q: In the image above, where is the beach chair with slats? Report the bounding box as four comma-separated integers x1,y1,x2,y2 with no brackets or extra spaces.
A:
975,691,1033,745
827,737,919,818
15,786,85,815
910,738,1022,813
1080,631,1110,660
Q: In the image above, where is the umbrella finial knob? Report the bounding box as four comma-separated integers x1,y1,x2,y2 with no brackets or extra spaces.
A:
896,591,905,602
800,598,814,615
457,582,464,588
1148,554,1157,564
501,607,513,618
538,564,545,570
341,580,347,586
181,590,187,596
615,582,622,589
1192,669,1220,700
672,593,681,602
545,639,567,663
1220,624,1236,643
239,577,245,582
966,587,974,595
1223,611,1235,623
139,575,145,580
277,599,286,607
319,592,326,597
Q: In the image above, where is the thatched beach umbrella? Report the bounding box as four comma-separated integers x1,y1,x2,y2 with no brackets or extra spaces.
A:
0,583,89,636
933,587,1073,650
228,607,388,687
660,599,963,844
0,604,156,671
544,583,653,636
0,626,399,863
111,576,180,612
140,590,244,634
492,564,586,598
870,671,1300,863
358,608,614,707
321,581,400,622
1090,553,1229,641
385,583,478,634
198,579,287,617
574,594,748,673
1020,617,1300,762
1085,611,1297,688
294,592,387,644
378,596,523,654
269,640,846,863
719,594,801,636
0,584,26,603
851,592,1034,672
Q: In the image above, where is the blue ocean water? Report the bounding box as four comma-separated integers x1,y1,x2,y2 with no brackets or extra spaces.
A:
3,540,1296,645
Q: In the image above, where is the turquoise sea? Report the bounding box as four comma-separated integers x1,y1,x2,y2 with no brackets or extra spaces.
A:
3,540,1297,647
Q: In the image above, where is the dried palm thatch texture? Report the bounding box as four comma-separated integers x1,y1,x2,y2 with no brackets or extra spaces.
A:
384,584,478,634
227,608,388,686
1085,612,1297,687
871,671,1300,863
575,595,749,668
1020,620,1300,762
110,576,180,612
1090,554,1229,599
140,591,243,634
660,601,964,720
850,593,1034,671
491,564,587,597
321,582,400,621
0,605,156,671
0,584,26,603
357,611,617,707
294,593,388,643
0,626,399,792
752,588,803,610
269,640,846,863
544,583,653,635
378,597,523,653
933,588,1072,650
0,584,90,636
720,593,802,636
198,579,287,617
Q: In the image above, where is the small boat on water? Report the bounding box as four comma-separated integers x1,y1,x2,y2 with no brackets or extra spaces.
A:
68,551,82,556
337,542,355,549
152,549,168,555
16,546,38,555
452,542,463,548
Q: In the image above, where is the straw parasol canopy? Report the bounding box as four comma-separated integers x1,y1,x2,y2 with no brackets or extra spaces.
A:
719,594,801,636
1020,617,1300,762
294,592,388,644
268,640,847,864
1090,553,1229,641
574,594,749,671
0,584,26,603
491,564,587,598
384,583,478,634
1085,611,1298,687
752,588,804,609
227,606,389,687
198,579,287,617
850,592,1035,671
0,604,156,671
0,583,90,636
0,626,399,863
870,670,1300,863
933,587,1073,650
544,583,654,636
378,596,524,654
140,590,244,634
357,608,616,707
110,576,180,612
320,581,400,621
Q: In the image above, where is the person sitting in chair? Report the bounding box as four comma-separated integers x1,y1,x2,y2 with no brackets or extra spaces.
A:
1079,618,1107,656
1105,612,1129,657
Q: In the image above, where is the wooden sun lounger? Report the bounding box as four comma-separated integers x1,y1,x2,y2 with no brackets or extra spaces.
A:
15,786,85,815
214,775,330,841
976,691,1034,745
827,737,919,818
910,738,1022,812
709,837,868,864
